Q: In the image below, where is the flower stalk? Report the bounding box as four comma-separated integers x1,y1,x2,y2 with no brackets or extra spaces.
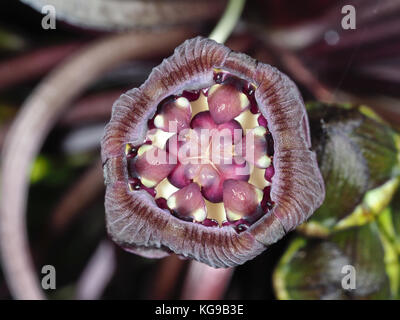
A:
209,0,246,44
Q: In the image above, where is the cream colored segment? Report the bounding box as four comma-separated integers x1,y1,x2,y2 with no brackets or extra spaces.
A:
255,188,264,203
155,178,179,199
257,155,271,168
140,177,157,188
167,195,177,209
190,92,209,118
205,200,226,225
248,165,270,189
207,84,221,97
125,143,132,155
147,129,175,149
176,97,190,109
226,209,242,222
137,144,153,157
253,126,266,136
153,114,165,128
239,92,250,109
192,208,207,222
235,109,259,133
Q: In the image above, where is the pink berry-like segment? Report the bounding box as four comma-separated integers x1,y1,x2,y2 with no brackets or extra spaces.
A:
207,83,250,124
223,179,263,222
132,146,176,188
167,183,206,222
154,97,192,132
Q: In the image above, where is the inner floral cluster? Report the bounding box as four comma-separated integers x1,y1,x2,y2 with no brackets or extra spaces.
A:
126,71,275,233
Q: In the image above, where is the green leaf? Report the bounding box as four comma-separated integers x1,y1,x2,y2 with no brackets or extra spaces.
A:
273,222,392,300
304,103,399,231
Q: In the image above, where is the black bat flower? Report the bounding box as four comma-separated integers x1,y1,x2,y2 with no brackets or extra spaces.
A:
101,37,325,267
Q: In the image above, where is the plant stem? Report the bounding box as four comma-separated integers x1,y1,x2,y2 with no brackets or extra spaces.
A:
0,27,194,300
149,255,185,299
209,0,246,44
75,240,116,300
0,42,82,91
50,160,104,233
181,261,233,300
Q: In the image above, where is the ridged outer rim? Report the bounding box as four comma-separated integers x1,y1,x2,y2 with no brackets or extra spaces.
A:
101,37,325,268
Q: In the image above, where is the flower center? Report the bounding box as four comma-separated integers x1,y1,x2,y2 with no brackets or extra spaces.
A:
126,70,275,233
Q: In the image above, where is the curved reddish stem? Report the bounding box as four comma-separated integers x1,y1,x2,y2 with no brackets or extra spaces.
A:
0,28,194,300
0,42,83,91
50,160,104,233
150,255,186,299
181,261,234,300
75,240,116,300
59,90,125,126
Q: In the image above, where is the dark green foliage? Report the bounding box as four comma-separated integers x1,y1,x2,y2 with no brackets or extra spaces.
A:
276,223,392,299
308,104,398,228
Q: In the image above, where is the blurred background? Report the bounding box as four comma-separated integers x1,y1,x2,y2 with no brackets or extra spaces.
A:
0,0,399,300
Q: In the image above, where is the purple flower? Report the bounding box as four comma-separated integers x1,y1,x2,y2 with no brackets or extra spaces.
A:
101,37,325,267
